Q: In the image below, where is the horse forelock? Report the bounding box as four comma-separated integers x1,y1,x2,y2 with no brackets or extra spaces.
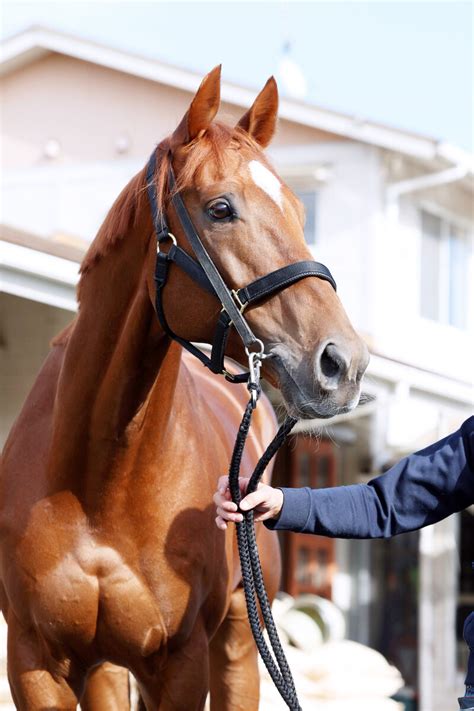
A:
173,123,264,192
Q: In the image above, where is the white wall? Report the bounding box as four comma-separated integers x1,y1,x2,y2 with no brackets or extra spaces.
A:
372,190,473,384
0,292,72,448
272,140,382,336
2,159,142,243
273,141,474,388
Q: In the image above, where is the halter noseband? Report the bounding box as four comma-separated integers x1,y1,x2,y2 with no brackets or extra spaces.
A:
146,149,336,401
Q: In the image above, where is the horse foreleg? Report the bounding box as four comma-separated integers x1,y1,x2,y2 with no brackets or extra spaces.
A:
209,528,282,711
80,662,130,710
136,615,209,711
7,613,80,711
209,585,259,711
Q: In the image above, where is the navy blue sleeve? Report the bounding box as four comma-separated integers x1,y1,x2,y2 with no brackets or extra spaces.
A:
464,612,474,686
265,416,474,538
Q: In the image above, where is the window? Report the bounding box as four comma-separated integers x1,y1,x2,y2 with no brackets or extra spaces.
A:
449,225,470,329
317,455,330,488
420,212,441,321
295,547,329,588
294,189,317,246
298,451,311,488
420,210,471,329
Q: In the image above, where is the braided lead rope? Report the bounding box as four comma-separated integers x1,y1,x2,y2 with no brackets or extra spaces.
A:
244,510,298,697
244,415,298,698
229,404,294,703
228,398,302,710
236,513,298,705
229,404,297,708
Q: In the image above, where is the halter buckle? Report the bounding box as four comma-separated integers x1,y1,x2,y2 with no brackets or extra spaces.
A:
231,289,247,314
220,289,247,322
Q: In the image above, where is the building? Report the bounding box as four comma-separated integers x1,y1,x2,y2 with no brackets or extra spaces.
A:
1,26,473,711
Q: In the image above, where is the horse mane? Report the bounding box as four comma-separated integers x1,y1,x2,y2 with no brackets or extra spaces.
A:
77,122,264,301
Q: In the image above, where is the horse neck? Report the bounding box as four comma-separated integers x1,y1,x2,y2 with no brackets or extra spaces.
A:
49,184,180,495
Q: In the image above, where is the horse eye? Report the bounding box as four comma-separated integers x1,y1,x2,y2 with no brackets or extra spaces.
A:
207,200,233,221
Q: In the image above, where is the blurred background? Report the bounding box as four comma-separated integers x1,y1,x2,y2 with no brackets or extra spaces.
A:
1,2,473,710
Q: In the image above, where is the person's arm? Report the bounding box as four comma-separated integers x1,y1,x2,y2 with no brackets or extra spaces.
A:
464,612,474,687
264,415,474,538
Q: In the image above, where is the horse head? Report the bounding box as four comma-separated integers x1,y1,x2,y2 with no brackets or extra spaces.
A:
145,65,369,419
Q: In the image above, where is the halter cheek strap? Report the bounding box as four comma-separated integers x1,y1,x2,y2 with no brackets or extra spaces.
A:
146,150,337,385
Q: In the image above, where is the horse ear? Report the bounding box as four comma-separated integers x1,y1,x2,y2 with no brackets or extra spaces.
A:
172,65,222,145
237,77,278,148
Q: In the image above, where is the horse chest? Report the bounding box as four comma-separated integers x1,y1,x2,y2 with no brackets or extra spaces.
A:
16,508,185,658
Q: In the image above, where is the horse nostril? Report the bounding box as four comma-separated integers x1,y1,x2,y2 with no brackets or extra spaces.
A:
317,343,348,388
320,346,341,378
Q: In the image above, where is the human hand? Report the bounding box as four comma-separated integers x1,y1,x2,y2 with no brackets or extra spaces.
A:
213,475,284,530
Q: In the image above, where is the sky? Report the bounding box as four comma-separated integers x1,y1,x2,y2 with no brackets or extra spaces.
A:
2,1,473,152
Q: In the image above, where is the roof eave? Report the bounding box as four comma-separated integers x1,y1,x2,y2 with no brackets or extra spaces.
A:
1,26,472,171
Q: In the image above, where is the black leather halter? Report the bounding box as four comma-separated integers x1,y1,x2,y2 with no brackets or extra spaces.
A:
146,149,337,386
146,147,326,709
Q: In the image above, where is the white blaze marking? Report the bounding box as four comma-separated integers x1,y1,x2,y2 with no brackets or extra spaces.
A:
249,160,283,210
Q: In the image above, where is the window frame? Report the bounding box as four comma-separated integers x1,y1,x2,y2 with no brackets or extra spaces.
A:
418,203,472,330
283,176,319,247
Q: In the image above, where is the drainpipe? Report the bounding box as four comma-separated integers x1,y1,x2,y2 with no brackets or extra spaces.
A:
386,164,468,220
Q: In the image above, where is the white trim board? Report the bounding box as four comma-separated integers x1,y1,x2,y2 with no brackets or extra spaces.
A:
0,241,79,311
1,26,472,169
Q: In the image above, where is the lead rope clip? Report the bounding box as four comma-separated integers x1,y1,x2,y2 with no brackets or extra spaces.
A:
246,340,267,409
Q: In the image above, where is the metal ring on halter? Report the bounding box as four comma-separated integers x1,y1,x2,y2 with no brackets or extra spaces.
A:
157,232,177,252
221,367,237,381
245,339,266,359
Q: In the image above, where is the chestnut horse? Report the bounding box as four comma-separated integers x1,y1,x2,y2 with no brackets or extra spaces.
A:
0,67,368,710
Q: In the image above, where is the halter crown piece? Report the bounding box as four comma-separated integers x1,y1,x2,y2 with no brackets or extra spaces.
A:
147,149,337,710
